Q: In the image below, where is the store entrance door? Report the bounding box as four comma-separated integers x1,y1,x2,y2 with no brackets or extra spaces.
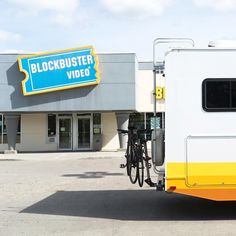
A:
59,117,72,150
77,117,91,150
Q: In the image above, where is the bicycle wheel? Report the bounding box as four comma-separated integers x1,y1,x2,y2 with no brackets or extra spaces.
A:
137,147,144,187
125,141,131,176
128,147,138,184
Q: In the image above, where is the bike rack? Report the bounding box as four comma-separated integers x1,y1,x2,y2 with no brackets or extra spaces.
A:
152,38,195,183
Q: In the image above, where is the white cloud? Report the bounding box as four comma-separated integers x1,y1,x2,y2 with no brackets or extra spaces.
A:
100,0,174,17
7,0,79,13
5,0,80,26
0,30,22,42
193,0,236,10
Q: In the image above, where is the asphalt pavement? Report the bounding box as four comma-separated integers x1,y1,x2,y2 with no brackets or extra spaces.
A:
0,151,236,236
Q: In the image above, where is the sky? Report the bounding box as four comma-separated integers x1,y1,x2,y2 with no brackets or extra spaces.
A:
1,0,236,61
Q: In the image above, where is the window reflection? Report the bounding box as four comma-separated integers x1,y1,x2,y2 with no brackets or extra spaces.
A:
0,114,21,144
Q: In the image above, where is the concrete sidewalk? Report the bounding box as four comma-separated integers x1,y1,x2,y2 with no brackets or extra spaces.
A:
0,150,125,160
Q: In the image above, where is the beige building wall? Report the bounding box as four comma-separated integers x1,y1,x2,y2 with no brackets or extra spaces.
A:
136,70,165,112
18,113,57,152
101,113,119,151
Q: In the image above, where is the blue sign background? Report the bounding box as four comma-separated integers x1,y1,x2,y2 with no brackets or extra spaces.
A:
18,46,100,96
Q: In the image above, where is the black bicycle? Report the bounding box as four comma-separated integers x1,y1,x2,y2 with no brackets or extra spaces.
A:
118,129,139,184
118,128,154,187
139,129,155,187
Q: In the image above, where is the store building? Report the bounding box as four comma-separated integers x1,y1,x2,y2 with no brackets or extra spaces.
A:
0,50,164,152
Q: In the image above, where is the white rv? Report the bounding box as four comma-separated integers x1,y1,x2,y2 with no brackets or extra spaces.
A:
152,39,236,201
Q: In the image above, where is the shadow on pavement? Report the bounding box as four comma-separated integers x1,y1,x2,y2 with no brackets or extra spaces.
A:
0,159,22,161
21,190,236,221
62,172,124,179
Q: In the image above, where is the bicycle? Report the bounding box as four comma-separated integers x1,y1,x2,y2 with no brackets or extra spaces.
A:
138,129,156,187
133,136,144,187
118,128,139,184
118,128,155,187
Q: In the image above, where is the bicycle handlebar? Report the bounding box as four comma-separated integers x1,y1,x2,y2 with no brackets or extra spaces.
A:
117,129,153,134
137,129,154,134
117,129,129,134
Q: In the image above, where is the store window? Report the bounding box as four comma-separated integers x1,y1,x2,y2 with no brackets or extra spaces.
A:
129,113,145,129
48,114,56,137
0,114,21,144
93,113,101,134
129,113,162,129
0,115,2,144
3,116,7,144
16,117,21,143
129,113,163,140
203,79,236,111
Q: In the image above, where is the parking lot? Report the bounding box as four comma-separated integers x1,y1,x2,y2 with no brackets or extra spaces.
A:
0,152,236,236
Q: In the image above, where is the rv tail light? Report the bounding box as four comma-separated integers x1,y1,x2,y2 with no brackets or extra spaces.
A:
168,186,176,192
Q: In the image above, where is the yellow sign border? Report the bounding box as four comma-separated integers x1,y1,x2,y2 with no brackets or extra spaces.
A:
18,46,100,96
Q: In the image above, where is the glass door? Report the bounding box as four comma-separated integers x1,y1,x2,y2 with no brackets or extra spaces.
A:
59,117,72,150
78,117,91,149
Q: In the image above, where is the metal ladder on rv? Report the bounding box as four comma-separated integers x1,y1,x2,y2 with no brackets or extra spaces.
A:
152,38,195,190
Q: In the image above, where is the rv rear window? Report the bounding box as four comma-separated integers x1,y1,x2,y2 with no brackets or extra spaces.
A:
203,79,236,111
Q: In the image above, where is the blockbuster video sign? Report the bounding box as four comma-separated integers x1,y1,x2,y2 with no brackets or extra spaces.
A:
18,46,100,96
